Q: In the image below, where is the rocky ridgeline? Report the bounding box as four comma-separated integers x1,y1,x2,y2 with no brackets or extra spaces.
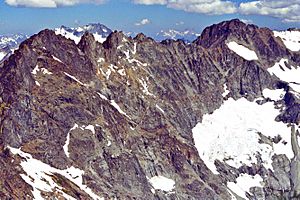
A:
0,19,300,199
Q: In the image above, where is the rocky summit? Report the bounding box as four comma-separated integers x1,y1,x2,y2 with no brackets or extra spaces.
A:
0,19,300,200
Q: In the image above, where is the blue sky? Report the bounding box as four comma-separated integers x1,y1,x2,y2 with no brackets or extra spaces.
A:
0,0,299,36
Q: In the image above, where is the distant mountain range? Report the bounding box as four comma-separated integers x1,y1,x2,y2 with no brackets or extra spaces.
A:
54,23,112,44
1,22,299,63
156,29,200,42
0,34,28,61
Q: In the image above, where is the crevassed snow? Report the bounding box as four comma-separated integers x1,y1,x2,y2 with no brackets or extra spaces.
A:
148,176,175,192
222,83,230,97
227,174,263,199
192,98,293,174
274,31,300,51
227,41,258,61
8,147,104,200
263,88,285,101
267,59,300,93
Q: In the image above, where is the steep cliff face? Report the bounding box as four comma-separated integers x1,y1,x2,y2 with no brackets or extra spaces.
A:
0,19,300,200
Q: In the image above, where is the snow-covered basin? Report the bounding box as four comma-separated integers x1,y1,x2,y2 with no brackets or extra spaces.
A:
192,97,293,174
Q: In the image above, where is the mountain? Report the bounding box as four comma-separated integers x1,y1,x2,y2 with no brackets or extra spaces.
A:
0,23,112,63
155,29,200,42
0,34,28,62
1,19,300,200
54,23,112,44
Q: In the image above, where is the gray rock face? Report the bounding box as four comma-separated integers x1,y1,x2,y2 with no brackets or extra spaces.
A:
0,19,300,199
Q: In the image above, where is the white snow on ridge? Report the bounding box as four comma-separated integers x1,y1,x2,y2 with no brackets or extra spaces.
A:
8,147,104,200
192,98,293,174
226,41,258,61
55,28,81,44
227,174,263,199
274,31,300,52
148,176,175,192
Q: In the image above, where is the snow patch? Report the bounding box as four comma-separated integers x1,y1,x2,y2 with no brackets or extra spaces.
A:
85,125,95,134
263,88,285,101
64,72,86,86
156,104,165,113
35,81,41,86
222,83,230,97
63,124,78,158
117,68,126,76
32,65,53,75
139,78,154,96
148,176,175,192
52,55,63,63
227,41,258,61
93,33,106,43
97,58,105,63
274,31,300,51
227,174,263,199
0,52,6,61
192,98,293,174
8,147,104,200
97,93,131,119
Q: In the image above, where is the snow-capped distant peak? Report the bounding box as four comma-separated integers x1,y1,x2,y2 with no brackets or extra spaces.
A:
0,33,28,62
156,29,200,42
55,23,112,44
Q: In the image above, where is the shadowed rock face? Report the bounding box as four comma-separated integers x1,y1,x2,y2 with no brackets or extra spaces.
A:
0,19,300,199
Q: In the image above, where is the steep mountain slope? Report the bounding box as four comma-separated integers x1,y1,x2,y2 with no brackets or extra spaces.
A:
0,19,300,200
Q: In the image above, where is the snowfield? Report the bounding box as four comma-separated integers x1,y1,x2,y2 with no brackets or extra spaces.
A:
192,96,296,199
267,58,300,93
226,41,258,61
148,175,175,192
274,31,300,52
